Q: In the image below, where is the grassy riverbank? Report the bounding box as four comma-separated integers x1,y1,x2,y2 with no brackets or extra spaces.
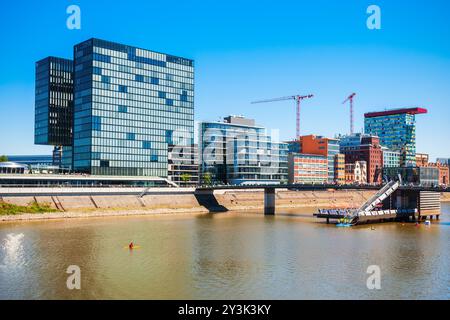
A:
0,201,57,215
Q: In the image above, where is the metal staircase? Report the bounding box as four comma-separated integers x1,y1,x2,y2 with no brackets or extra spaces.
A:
348,180,400,223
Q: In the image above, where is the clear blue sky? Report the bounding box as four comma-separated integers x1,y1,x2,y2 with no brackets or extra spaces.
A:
1,0,449,160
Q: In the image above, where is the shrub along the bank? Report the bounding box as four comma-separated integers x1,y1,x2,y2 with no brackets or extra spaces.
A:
0,201,57,215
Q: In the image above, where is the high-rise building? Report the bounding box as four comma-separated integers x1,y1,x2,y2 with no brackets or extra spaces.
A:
199,116,288,185
69,38,194,176
340,134,383,183
298,135,342,183
35,39,194,177
35,57,74,166
35,57,74,146
364,107,427,167
288,153,328,184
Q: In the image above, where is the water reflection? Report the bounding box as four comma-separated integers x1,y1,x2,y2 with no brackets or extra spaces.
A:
0,204,449,300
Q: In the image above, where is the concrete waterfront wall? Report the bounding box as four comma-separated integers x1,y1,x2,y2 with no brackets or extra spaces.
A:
0,188,377,213
442,193,450,202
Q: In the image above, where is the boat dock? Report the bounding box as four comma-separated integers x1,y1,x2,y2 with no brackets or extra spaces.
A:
315,181,441,225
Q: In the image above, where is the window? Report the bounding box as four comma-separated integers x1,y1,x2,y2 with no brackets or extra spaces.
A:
118,105,128,113
92,152,101,160
92,116,101,131
150,154,158,162
127,133,135,140
135,75,144,82
93,67,102,75
143,141,152,149
166,99,174,106
101,76,110,83
100,160,109,167
151,77,159,85
180,91,188,102
165,130,173,144
119,85,127,93
158,91,166,99
93,53,111,63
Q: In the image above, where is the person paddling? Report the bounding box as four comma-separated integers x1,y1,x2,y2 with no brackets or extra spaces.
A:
129,242,134,249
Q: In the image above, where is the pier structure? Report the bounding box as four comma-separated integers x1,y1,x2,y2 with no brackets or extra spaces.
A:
194,182,446,222
314,181,442,225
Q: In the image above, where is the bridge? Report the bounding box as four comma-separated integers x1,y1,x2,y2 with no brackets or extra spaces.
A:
197,182,448,224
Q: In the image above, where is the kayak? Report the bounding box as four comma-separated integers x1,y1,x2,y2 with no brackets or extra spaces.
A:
124,245,141,249
336,223,352,228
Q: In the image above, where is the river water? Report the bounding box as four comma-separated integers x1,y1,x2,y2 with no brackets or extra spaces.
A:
1,204,449,300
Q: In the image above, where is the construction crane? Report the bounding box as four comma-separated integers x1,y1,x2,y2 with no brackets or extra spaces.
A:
251,94,314,138
342,93,356,135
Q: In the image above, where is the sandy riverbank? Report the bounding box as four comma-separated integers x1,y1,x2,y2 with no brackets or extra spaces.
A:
1,189,448,223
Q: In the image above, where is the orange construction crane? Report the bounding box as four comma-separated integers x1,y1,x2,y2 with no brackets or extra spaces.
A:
251,94,314,138
342,93,356,135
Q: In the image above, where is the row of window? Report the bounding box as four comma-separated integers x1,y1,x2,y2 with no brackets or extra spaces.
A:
93,45,193,71
92,61,194,85
92,78,194,101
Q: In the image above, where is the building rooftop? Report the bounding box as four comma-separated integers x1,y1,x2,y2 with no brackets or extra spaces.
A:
0,162,28,169
364,107,428,118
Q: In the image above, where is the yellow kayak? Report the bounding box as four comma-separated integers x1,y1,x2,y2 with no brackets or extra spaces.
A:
124,245,141,249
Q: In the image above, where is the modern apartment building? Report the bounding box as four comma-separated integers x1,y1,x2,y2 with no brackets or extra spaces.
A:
298,135,342,183
364,107,427,167
199,116,288,185
35,38,194,178
288,153,328,184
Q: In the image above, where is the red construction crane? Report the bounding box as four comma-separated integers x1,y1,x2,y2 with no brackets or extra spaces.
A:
342,93,356,135
251,94,314,138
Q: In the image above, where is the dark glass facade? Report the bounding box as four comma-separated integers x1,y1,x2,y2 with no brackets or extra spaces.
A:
383,167,439,187
35,57,74,146
72,38,194,176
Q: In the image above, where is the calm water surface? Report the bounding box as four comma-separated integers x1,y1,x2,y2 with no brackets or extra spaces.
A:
1,204,449,299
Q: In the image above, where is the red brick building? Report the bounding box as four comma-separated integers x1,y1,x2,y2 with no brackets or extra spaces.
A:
340,135,383,184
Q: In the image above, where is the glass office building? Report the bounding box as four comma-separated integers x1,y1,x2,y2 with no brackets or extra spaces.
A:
72,38,194,176
364,108,427,167
327,139,340,182
35,57,74,146
383,167,439,187
199,116,288,185
382,148,401,168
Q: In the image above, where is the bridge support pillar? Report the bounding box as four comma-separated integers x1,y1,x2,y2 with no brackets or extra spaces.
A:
264,188,276,215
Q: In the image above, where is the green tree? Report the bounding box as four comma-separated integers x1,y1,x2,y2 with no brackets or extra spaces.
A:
202,172,212,185
180,173,191,185
0,155,8,162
